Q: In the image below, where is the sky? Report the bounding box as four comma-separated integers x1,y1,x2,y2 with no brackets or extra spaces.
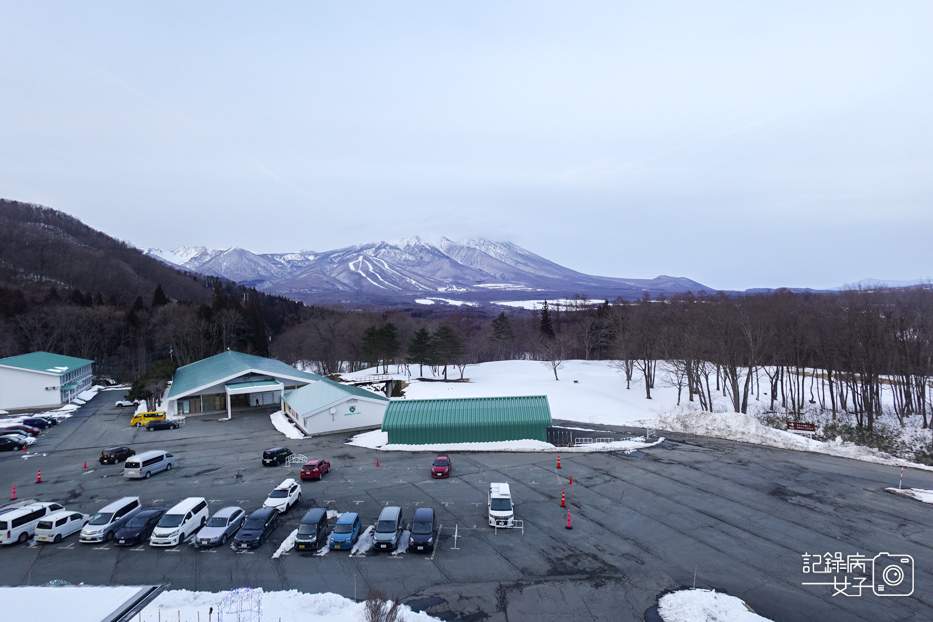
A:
1,1,931,291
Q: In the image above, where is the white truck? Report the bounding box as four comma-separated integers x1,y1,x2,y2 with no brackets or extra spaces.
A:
488,483,514,528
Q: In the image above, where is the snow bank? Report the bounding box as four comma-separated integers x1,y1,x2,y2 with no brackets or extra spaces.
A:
886,487,933,504
347,429,665,453
272,528,298,559
143,588,443,622
658,589,772,622
270,410,306,439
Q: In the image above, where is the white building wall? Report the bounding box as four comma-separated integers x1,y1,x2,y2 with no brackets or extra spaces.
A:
298,397,388,436
0,367,62,411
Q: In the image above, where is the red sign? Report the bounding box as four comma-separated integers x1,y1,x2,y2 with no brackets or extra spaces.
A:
787,422,816,432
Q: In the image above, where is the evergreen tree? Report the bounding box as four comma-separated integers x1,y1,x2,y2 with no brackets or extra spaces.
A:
540,300,555,338
378,323,400,373
431,325,463,381
151,284,170,308
490,312,515,359
407,327,433,376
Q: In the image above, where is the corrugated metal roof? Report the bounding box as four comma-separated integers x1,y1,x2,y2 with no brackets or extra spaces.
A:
167,351,322,399
283,379,388,415
226,380,282,390
0,351,94,375
382,395,552,444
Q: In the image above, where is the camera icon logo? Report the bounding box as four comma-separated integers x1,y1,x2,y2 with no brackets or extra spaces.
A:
873,553,914,596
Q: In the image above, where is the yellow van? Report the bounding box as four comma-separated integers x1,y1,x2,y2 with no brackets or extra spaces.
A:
130,411,166,427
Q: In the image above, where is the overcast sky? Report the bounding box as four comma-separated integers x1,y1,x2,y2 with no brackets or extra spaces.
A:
2,2,931,291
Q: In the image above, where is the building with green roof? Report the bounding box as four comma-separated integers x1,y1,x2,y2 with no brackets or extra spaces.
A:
381,395,552,445
0,351,94,410
282,378,390,436
165,350,323,418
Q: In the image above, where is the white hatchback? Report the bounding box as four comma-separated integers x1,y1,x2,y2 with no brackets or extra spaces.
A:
35,510,89,544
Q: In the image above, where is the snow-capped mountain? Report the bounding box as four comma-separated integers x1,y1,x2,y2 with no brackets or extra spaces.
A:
146,237,714,305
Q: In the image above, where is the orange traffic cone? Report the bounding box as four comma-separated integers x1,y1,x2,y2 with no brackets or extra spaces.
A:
568,475,573,485
376,459,379,467
566,510,572,530
22,443,26,452
10,484,16,500
556,454,561,469
36,469,42,484
560,489,566,507
83,461,87,469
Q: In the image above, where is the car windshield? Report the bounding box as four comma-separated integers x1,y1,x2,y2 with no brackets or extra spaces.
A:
298,523,318,535
88,512,114,526
490,499,512,512
333,522,354,534
243,517,265,530
269,490,288,498
433,459,448,467
412,521,433,535
207,516,229,527
376,520,397,533
158,514,184,528
127,515,151,528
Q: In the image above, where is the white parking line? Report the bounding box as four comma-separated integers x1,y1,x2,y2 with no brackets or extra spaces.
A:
130,546,145,551
57,543,75,550
92,545,110,551
428,524,442,560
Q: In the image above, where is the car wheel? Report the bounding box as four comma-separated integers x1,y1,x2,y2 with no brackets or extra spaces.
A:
166,463,172,471
105,531,114,542
135,422,141,427
53,534,62,543
144,471,151,479
220,534,227,545
258,535,264,546
148,427,153,432
297,492,301,502
17,532,28,544
201,517,206,528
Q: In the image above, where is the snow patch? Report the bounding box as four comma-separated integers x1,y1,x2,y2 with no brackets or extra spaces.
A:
270,410,306,439
886,487,933,503
272,528,298,558
658,588,772,622
347,429,664,453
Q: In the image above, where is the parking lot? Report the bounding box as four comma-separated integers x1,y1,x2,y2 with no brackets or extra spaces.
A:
2,391,933,622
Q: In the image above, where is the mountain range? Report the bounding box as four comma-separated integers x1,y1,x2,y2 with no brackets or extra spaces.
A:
146,237,715,306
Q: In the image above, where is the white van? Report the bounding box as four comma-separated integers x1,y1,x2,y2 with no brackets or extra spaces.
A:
123,450,175,479
488,483,514,528
0,502,64,545
80,497,142,543
35,510,89,543
150,497,209,547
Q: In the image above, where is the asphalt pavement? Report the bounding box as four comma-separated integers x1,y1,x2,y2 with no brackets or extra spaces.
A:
1,391,931,621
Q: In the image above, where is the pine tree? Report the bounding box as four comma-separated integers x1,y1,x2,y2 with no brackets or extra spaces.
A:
407,327,433,377
540,300,555,338
151,284,170,308
431,325,463,381
490,312,515,359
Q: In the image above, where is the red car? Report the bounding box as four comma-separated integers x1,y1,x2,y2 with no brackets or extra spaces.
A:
431,455,451,478
2,424,41,437
300,459,330,481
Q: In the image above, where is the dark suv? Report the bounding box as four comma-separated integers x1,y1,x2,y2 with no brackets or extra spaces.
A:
99,446,136,465
233,508,278,549
262,447,293,466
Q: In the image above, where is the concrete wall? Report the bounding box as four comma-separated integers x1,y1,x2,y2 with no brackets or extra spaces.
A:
297,397,388,436
0,367,62,411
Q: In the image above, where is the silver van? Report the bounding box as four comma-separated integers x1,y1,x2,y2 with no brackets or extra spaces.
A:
373,506,405,552
80,497,142,543
123,450,175,479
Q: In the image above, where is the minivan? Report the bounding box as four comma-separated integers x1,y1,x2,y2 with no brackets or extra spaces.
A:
488,483,514,528
80,497,142,543
123,450,175,479
408,507,436,553
295,508,329,551
373,506,405,552
150,497,209,547
130,411,166,427
262,447,293,466
328,512,361,550
0,502,65,544
34,510,89,544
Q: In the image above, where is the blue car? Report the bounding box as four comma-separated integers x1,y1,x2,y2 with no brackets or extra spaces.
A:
329,512,361,550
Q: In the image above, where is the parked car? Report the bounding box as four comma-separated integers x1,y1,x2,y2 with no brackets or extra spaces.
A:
299,459,330,481
0,502,65,545
146,419,180,431
115,399,139,408
129,411,166,427
195,506,246,547
263,479,302,513
113,507,168,546
295,508,330,551
233,507,278,549
0,437,25,452
150,497,209,547
80,497,142,543
1,431,36,446
99,446,135,465
2,424,41,437
262,447,293,466
22,418,53,430
122,450,174,479
409,507,437,553
373,506,405,552
34,510,89,544
26,415,57,426
328,512,361,550
431,455,452,478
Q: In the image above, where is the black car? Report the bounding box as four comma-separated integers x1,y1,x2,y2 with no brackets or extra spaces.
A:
295,508,330,551
113,507,168,546
262,447,293,466
146,420,180,431
0,437,24,452
409,507,437,553
99,446,135,464
22,417,53,429
233,508,278,549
